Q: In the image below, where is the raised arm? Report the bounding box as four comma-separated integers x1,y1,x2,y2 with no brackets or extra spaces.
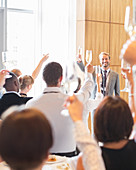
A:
76,54,85,72
64,95,105,170
31,54,49,79
122,67,136,123
76,64,94,104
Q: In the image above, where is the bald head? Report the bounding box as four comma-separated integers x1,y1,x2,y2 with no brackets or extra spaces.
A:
4,72,20,92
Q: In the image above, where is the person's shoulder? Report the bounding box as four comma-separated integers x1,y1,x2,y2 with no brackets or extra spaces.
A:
25,94,44,107
110,69,119,76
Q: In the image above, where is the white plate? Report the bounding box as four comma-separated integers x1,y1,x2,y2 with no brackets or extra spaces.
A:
46,155,67,164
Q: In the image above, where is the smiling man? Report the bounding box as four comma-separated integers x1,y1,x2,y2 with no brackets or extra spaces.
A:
98,52,120,97
76,52,120,97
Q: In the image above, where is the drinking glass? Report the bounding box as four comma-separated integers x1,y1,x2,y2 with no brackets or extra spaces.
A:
124,6,136,39
61,61,78,116
121,59,131,92
86,50,92,64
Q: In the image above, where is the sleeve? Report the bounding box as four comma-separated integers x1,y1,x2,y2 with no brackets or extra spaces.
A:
76,73,94,104
76,61,85,72
85,92,103,112
74,121,105,170
115,73,120,96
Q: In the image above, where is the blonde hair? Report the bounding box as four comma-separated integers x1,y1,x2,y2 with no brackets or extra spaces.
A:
19,75,34,90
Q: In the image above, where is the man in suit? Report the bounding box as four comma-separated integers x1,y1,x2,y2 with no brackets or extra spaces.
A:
76,52,120,98
77,52,120,135
0,72,32,116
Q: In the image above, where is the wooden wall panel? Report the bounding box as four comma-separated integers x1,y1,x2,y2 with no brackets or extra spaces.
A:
110,24,129,65
85,0,110,22
111,0,132,23
85,21,110,65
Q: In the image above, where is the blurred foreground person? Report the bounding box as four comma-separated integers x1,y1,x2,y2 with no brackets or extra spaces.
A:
65,94,105,170
0,107,53,170
94,96,136,170
120,40,136,66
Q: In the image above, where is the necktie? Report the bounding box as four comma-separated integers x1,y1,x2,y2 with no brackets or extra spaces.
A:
102,70,107,96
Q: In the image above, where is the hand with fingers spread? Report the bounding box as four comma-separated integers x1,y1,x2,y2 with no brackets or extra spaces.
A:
64,94,83,122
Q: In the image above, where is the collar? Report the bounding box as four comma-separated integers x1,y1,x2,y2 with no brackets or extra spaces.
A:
20,93,27,97
4,91,21,97
43,87,62,93
101,68,110,74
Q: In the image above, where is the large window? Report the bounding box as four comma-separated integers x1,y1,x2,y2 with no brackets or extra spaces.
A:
0,0,76,96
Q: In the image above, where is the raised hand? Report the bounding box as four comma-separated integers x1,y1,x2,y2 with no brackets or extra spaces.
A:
42,53,49,62
64,94,83,122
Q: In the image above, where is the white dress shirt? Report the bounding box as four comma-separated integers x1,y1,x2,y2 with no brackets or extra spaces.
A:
26,73,94,153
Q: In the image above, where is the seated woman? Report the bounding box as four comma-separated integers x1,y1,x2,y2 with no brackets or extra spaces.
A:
94,96,136,170
0,107,53,170
19,75,34,97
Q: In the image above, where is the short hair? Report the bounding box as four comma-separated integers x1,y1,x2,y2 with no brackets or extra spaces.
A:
3,72,19,91
43,62,63,86
94,96,133,143
99,52,110,60
0,108,53,170
11,69,22,77
19,75,34,90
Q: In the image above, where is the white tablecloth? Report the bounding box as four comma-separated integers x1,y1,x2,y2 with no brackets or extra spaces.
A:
0,155,78,170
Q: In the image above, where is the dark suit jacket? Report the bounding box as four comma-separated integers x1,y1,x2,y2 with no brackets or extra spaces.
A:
0,93,32,117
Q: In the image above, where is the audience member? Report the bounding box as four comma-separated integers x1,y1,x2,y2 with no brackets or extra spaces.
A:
0,107,53,170
65,94,105,170
19,75,34,97
93,96,136,170
0,72,32,116
26,61,94,157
